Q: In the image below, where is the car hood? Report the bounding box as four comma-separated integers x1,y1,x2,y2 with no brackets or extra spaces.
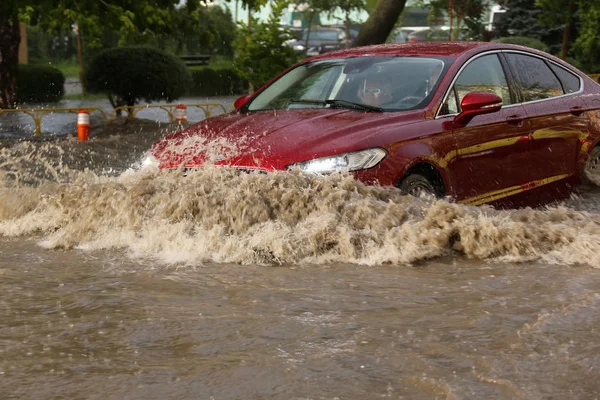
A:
151,108,423,170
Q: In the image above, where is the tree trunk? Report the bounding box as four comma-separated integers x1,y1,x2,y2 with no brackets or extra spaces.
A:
304,10,315,57
353,0,407,47
345,11,350,49
560,0,573,60
0,16,20,109
448,0,454,41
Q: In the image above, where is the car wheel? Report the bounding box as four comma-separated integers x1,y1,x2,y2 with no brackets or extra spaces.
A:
583,146,600,186
399,173,438,197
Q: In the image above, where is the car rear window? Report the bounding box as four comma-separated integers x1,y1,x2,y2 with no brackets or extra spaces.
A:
505,53,564,102
549,63,581,94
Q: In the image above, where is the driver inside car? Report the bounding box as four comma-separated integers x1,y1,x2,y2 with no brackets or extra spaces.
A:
357,77,394,108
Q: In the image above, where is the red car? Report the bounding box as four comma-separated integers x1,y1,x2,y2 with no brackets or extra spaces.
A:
147,42,600,208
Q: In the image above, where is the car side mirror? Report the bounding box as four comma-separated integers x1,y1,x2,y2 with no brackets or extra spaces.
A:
234,94,252,110
453,92,502,126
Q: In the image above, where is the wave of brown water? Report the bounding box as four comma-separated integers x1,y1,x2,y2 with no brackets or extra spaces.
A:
2,121,600,399
1,124,599,268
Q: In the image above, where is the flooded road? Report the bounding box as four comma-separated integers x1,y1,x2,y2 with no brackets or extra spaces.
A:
1,114,600,398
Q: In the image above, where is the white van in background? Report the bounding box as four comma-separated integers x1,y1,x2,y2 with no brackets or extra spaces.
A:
486,4,507,32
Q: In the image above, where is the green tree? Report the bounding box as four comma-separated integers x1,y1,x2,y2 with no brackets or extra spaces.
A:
536,0,579,58
0,0,182,109
495,0,572,57
429,0,486,40
572,0,600,72
86,46,191,114
233,0,299,90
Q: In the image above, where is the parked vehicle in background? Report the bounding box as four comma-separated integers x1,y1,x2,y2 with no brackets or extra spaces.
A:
146,42,600,209
331,24,361,47
389,28,408,43
285,26,346,56
406,27,467,42
486,4,507,32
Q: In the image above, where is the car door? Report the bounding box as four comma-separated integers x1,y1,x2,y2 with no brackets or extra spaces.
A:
438,53,531,205
503,52,586,189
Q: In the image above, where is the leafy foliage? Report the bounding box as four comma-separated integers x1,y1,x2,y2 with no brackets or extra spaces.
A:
15,64,64,103
495,0,547,40
429,0,487,40
536,0,579,58
233,0,299,90
117,4,237,58
573,0,600,72
495,0,578,58
493,36,550,52
86,46,192,110
188,67,248,96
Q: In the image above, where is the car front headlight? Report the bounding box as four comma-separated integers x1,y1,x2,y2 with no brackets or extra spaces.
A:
141,152,160,170
289,148,387,174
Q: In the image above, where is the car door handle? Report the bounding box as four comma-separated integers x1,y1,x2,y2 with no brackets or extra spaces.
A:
570,105,585,116
506,115,524,125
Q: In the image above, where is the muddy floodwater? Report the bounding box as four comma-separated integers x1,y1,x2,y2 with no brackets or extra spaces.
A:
1,113,600,399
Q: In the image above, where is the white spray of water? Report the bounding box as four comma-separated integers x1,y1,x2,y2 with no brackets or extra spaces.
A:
1,139,599,267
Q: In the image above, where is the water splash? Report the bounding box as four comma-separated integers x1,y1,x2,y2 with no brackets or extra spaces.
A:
1,137,599,267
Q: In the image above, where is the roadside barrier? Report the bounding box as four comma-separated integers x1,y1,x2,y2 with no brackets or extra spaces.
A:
0,106,108,137
0,102,227,137
110,103,226,122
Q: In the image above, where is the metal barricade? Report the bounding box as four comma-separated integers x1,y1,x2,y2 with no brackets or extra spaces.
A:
0,102,229,136
110,103,227,122
0,107,108,136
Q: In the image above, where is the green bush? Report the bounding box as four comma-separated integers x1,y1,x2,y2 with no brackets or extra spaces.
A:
493,36,550,53
86,46,192,109
188,67,247,96
16,64,65,104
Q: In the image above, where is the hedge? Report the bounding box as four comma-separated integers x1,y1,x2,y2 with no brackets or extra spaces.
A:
86,46,192,106
188,67,248,97
16,64,65,103
492,36,550,53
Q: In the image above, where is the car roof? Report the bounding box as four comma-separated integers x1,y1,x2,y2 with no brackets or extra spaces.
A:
307,41,535,60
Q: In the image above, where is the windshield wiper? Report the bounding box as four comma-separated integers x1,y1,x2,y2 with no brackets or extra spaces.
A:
287,99,384,112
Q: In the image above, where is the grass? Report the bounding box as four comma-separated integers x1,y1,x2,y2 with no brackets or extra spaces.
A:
48,60,82,79
185,55,236,71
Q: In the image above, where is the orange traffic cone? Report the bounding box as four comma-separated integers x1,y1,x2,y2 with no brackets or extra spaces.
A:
175,104,187,122
77,109,90,141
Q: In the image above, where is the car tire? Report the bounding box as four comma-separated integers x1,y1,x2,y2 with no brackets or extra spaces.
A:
583,146,600,186
398,173,438,197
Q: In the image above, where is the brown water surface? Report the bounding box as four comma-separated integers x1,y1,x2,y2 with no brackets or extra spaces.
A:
1,119,600,399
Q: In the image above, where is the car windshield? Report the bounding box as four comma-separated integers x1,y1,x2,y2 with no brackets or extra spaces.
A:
247,56,451,112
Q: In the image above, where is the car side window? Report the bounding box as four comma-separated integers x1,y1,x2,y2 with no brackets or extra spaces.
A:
441,87,459,115
441,54,511,115
505,53,564,102
549,63,581,94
